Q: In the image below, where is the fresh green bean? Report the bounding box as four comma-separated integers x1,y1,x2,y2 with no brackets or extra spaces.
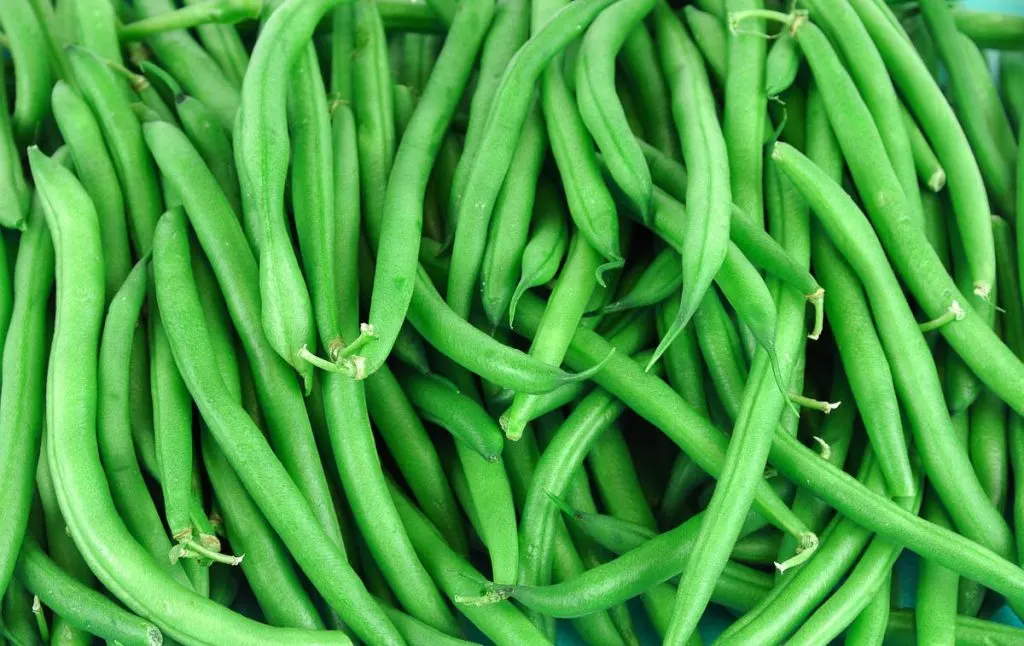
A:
953,7,1024,50
0,63,30,231
902,102,945,192
620,21,678,158
783,15,1024,413
128,0,240,131
683,6,727,86
915,488,959,646
849,0,997,300
576,0,656,219
601,246,679,314
71,0,123,63
403,372,504,462
0,0,53,141
764,32,800,97
481,102,548,327
33,148,349,646
508,185,570,327
182,0,249,87
536,0,623,276
175,93,242,218
144,120,350,582
353,0,495,378
650,3,731,367
446,0,621,322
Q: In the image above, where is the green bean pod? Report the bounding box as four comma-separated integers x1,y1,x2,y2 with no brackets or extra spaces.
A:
508,186,570,326
481,102,548,327
849,0,997,300
650,3,731,366
0,0,53,140
576,0,656,219
34,148,348,646
355,0,496,378
902,103,945,192
175,94,243,220
446,0,621,321
601,247,679,314
72,0,123,63
684,6,727,86
620,21,678,158
403,373,504,462
764,33,800,97
0,63,30,231
182,0,249,87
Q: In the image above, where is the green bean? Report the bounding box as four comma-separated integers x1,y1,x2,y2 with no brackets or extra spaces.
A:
692,289,747,420
507,184,570,327
970,388,1009,510
993,217,1023,358
128,0,240,131
144,120,349,582
774,141,1016,565
811,232,913,498
17,535,160,646
50,81,133,302
353,0,495,378
403,372,504,462
915,489,958,646
68,46,163,254
481,102,548,327
330,4,355,100
97,254,191,588
775,372,856,565
724,0,767,226
849,0,997,299
621,21,678,158
390,482,552,646
0,181,56,599
182,0,249,87
175,93,242,219
639,139,687,200
352,0,395,244
535,2,623,280
235,0,327,391
0,65,29,232
802,0,923,229
717,455,887,644
764,32,800,97
952,8,1024,50
33,148,349,646
118,0,260,41
445,0,529,245
71,0,123,63
365,369,466,556
783,15,1024,412
601,246,679,314
151,207,399,644
576,0,656,219
446,0,621,321
375,0,444,32
920,0,1016,218
787,487,921,646
902,103,945,192
201,432,323,629
844,573,891,646
551,495,656,554
513,291,1024,607
885,608,1024,645
3,577,42,646
650,3,731,367
0,0,52,141
683,6,727,86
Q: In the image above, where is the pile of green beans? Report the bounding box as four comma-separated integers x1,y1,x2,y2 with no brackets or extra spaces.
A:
2,0,1024,644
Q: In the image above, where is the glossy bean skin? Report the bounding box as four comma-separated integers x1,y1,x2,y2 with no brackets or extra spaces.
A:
849,0,997,299
390,483,553,646
448,0,530,238
403,372,504,462
512,292,1024,608
902,103,946,192
235,0,330,390
650,4,731,365
144,121,349,573
446,0,621,321
0,0,53,141
576,0,656,218
844,574,892,646
0,63,31,231
0,191,55,598
32,149,348,646
130,0,240,131
507,184,570,326
356,0,496,377
50,81,133,302
803,0,923,229
480,100,548,326
68,46,163,254
535,0,622,274
152,208,399,644
620,21,678,158
175,93,243,219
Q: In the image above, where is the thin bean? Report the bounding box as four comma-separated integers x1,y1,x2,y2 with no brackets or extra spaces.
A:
620,21,678,158
32,148,348,646
446,0,621,321
354,0,496,378
954,7,1024,50
182,0,249,87
683,6,727,85
885,609,1024,645
403,372,504,462
902,102,945,192
0,63,30,231
0,0,53,140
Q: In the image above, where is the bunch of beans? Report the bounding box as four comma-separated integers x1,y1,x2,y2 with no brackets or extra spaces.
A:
1,0,1024,644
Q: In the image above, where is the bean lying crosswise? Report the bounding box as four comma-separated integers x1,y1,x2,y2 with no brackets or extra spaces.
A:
4,2,1024,644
